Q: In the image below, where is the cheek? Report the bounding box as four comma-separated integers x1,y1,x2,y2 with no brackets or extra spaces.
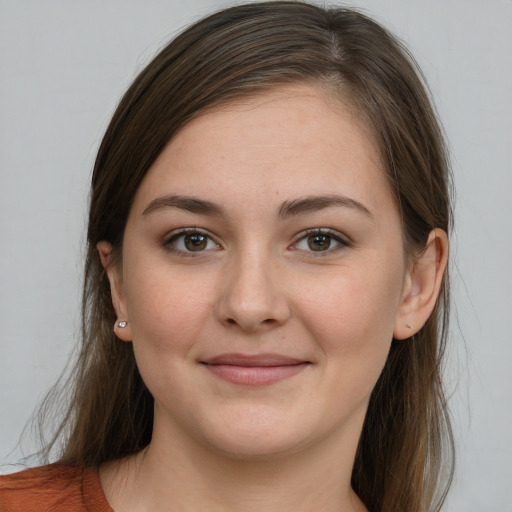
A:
123,259,216,359
293,263,402,383
122,263,219,410
297,261,401,334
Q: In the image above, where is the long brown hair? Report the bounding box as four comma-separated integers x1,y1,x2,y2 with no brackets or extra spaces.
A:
37,2,454,510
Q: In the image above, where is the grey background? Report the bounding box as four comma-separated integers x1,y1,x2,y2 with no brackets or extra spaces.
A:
1,1,511,510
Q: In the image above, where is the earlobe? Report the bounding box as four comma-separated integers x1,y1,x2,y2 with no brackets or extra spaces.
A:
393,229,448,340
97,241,132,342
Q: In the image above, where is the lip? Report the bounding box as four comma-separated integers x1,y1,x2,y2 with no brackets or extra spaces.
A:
201,353,311,386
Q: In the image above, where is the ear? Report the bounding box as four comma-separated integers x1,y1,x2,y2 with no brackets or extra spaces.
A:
97,241,132,342
394,229,448,340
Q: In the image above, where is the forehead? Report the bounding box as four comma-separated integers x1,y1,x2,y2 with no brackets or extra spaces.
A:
130,84,395,218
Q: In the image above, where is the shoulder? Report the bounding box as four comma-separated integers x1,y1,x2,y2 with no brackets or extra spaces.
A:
0,463,113,512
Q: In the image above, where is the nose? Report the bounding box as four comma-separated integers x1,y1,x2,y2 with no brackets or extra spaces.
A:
215,249,291,333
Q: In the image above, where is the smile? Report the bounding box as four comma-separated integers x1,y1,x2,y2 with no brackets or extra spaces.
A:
201,353,311,386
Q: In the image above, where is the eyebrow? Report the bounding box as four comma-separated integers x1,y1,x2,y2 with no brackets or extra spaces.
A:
142,195,225,217
142,193,373,220
278,195,373,220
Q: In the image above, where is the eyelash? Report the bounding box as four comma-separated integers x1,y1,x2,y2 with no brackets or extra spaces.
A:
291,228,350,256
163,228,221,256
163,227,350,256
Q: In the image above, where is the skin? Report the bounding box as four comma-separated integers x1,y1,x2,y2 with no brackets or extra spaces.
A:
98,84,448,512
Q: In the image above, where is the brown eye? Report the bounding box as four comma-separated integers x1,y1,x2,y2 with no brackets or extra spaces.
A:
166,230,219,253
293,229,348,255
184,233,208,251
307,234,332,251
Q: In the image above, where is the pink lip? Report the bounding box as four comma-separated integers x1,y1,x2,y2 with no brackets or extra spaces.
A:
201,353,311,386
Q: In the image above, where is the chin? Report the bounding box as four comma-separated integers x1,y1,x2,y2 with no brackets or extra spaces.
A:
207,432,307,462
193,405,322,461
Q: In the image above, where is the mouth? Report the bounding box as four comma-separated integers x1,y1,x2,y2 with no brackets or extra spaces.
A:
201,353,312,386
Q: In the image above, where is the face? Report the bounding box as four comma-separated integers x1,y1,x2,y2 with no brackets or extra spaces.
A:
106,85,412,460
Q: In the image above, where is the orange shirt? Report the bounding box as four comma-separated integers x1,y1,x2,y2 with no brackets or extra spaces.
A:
0,463,113,511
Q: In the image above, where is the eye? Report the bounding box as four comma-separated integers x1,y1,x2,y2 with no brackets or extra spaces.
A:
293,229,348,254
165,229,220,253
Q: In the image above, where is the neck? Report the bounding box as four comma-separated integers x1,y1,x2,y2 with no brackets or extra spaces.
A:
100,417,367,512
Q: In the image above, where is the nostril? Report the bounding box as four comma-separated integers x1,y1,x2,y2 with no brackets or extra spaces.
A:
224,317,276,328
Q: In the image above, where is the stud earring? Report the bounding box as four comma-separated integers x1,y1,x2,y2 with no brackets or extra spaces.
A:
117,321,127,328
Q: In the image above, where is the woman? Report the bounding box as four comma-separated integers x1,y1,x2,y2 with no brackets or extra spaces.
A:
0,2,454,511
